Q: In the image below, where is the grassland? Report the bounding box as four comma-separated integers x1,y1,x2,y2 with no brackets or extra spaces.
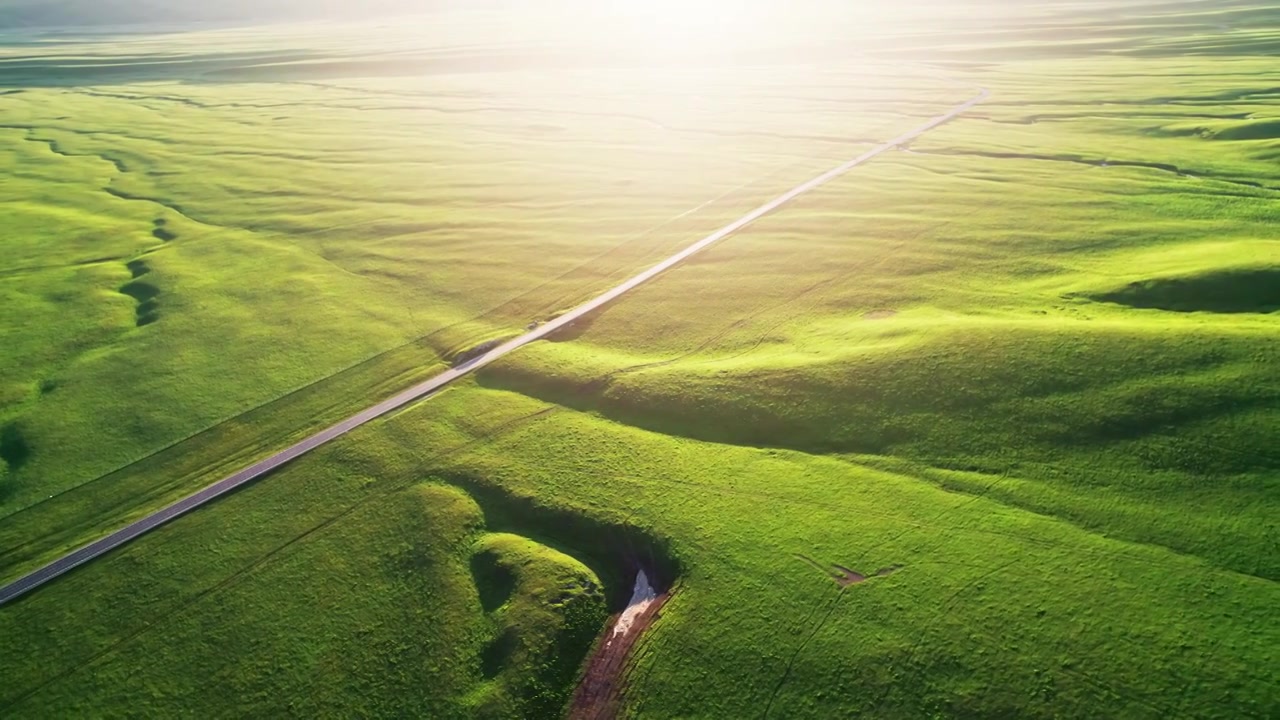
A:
1,1,1278,718
0,40,961,575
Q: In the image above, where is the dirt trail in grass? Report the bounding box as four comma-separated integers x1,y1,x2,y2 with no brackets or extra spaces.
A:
569,569,669,720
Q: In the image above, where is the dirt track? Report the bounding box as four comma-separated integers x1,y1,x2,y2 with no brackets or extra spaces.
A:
569,572,670,720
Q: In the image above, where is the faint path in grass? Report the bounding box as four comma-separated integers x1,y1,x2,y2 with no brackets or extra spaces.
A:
796,554,903,587
587,194,991,382
858,557,1022,717
970,110,1256,125
70,87,680,130
0,85,990,606
0,405,556,711
761,586,847,719
901,146,1280,193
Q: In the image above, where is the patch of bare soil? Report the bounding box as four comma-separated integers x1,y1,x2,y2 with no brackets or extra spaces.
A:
864,309,898,320
799,554,902,587
569,569,670,720
830,564,867,586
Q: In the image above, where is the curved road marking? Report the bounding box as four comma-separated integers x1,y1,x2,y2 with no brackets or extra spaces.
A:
0,88,989,606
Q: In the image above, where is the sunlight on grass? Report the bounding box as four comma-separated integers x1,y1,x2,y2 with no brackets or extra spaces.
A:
0,1,1277,718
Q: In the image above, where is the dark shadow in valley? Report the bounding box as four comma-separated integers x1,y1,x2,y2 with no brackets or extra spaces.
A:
1082,268,1280,315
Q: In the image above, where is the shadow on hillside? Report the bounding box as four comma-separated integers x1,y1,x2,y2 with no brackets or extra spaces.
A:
1085,268,1280,314
0,424,29,468
443,470,680,612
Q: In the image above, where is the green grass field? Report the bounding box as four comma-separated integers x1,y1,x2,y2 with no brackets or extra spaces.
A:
0,1,1277,718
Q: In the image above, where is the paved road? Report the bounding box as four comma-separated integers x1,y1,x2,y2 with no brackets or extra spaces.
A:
0,88,989,606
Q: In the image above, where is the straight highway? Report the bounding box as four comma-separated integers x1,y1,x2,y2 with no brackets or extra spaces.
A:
0,87,989,606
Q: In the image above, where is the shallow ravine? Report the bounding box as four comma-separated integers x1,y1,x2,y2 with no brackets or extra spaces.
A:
569,568,671,720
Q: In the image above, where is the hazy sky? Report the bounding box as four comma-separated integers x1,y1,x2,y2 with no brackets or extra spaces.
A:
0,1,1119,30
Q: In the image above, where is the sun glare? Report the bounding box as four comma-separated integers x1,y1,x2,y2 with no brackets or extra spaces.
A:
547,1,927,63
565,0,778,58
610,0,729,45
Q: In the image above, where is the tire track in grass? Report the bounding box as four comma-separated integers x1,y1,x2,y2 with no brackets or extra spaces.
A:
594,184,995,379
585,464,1251,578
969,110,1255,125
570,225,918,385
0,82,953,535
861,557,1019,716
902,146,1280,194
867,553,1182,719
579,458,1263,714
0,405,556,711
850,469,1017,569
963,588,1185,719
761,586,848,719
0,86,990,603
0,160,822,532
1,492,373,711
519,155,821,322
587,246,871,383
618,625,670,717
